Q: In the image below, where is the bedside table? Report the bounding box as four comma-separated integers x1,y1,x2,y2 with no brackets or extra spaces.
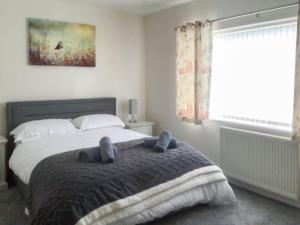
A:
125,121,154,136
0,136,7,191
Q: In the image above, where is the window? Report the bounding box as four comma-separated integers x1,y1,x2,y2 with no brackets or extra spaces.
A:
210,19,297,132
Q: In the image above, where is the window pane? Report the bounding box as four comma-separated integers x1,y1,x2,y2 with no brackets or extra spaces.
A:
210,21,297,129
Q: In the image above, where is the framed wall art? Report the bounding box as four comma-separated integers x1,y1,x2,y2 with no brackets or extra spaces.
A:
29,18,96,67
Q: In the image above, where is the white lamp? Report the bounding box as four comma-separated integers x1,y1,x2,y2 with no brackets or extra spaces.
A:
128,99,138,123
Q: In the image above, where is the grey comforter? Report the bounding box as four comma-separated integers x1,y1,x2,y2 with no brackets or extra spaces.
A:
27,139,213,225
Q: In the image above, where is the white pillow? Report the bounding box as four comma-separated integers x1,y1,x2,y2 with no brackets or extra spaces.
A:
10,119,78,143
72,114,125,131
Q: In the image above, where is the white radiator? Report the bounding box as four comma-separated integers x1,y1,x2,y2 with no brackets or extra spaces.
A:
220,127,300,200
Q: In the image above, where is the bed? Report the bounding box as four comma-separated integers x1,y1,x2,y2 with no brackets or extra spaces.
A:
7,98,236,225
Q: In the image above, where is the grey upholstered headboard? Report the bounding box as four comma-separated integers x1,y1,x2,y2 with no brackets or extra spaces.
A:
7,98,116,134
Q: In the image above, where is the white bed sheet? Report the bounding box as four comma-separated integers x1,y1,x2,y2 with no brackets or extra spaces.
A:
9,127,146,184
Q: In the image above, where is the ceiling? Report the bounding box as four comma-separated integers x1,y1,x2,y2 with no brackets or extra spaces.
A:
57,0,196,15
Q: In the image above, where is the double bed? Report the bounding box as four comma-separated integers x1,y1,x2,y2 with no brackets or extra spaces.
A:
6,98,236,225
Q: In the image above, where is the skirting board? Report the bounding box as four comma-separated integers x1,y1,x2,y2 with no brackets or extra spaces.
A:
228,176,300,209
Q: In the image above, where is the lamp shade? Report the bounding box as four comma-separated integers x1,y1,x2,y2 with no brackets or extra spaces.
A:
128,99,138,114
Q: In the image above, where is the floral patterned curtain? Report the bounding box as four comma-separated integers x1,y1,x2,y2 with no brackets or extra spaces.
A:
176,21,212,124
293,5,300,139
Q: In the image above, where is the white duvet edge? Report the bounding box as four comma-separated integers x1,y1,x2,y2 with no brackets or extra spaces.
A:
110,180,236,225
76,165,236,225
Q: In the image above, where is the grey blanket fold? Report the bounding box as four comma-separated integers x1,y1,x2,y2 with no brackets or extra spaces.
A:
144,137,178,149
79,146,118,163
100,137,115,163
27,139,213,225
154,131,172,152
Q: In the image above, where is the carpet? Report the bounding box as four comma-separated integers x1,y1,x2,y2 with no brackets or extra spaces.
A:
1,185,300,225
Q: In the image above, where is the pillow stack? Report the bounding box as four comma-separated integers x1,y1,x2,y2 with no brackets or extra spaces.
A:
10,119,78,143
72,114,125,131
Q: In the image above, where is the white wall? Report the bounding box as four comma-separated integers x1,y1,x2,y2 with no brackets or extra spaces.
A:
0,0,146,134
145,0,298,164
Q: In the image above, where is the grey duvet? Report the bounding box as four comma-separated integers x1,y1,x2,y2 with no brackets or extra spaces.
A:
27,139,213,225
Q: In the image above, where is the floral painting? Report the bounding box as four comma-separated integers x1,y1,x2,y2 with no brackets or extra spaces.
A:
29,18,95,67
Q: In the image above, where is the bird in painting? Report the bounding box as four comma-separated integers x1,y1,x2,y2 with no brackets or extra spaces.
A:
54,41,63,50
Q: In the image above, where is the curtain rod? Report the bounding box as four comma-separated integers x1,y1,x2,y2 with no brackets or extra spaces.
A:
175,2,298,30
210,2,298,23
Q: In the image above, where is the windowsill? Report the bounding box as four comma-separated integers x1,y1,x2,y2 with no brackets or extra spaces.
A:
210,117,293,140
